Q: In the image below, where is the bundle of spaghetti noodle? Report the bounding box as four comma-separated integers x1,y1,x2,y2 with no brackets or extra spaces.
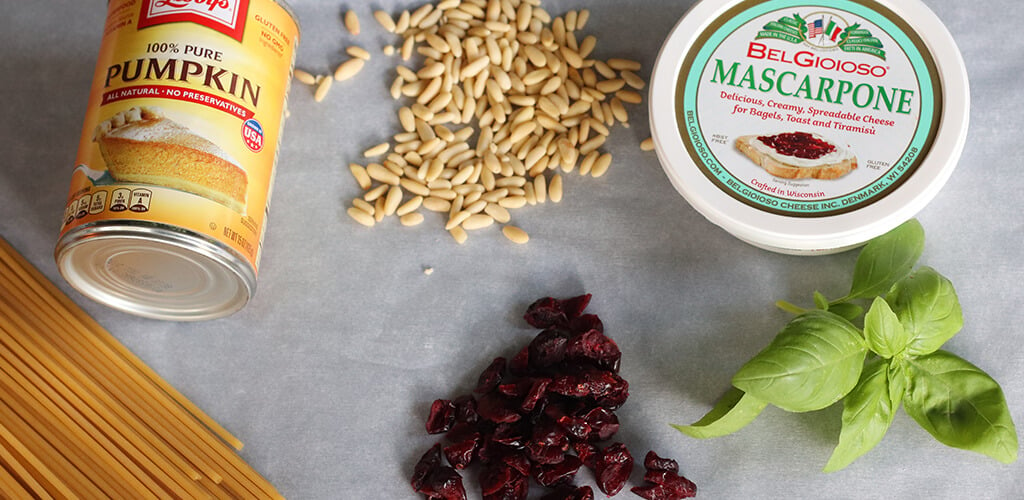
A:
0,236,282,499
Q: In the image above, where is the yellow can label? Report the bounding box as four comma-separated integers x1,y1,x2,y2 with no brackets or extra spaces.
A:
61,0,299,273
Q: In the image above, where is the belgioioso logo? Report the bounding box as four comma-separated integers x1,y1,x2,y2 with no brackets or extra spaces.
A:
755,11,887,60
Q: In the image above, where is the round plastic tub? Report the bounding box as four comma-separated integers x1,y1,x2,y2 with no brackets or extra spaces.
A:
649,0,968,254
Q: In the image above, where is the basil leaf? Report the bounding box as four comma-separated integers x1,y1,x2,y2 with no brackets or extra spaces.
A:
846,219,924,301
887,267,963,356
824,359,897,472
672,387,767,438
732,310,868,413
827,302,864,322
904,351,1018,464
864,297,908,358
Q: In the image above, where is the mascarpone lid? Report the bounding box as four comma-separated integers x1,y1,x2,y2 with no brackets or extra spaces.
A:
649,0,969,254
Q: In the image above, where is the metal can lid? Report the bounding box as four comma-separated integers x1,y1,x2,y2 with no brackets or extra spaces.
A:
56,225,253,321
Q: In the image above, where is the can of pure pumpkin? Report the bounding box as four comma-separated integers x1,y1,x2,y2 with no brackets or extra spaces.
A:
55,0,300,320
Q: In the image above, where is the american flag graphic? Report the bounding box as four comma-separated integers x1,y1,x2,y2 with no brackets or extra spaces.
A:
807,18,825,38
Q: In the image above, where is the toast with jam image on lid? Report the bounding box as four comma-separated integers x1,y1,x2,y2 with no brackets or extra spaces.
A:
736,131,857,180
93,106,248,213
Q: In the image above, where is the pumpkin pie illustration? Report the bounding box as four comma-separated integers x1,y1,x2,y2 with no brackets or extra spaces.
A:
93,106,248,213
736,131,857,180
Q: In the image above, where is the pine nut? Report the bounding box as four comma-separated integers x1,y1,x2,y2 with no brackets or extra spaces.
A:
449,226,468,244
384,185,404,215
591,152,613,178
397,196,424,216
498,196,527,209
445,210,472,230
364,184,389,202
347,207,375,227
313,75,332,102
363,142,390,158
344,10,360,36
502,226,529,244
621,70,646,89
352,198,375,215
462,214,494,230
400,212,425,226
423,197,452,212
549,173,563,202
334,58,365,81
349,164,372,190
294,69,316,85
608,58,642,71
346,46,371,61
640,137,655,151
374,11,396,32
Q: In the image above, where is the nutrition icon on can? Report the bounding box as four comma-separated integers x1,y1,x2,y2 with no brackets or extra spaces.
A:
56,0,300,320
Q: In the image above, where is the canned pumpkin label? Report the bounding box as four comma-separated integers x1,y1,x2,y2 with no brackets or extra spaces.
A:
61,0,299,272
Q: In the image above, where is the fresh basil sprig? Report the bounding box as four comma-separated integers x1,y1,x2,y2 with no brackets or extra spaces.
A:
675,219,1019,471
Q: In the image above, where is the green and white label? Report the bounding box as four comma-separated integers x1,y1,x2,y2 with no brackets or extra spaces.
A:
677,0,939,217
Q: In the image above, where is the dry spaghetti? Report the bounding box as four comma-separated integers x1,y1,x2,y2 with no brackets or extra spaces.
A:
0,236,282,499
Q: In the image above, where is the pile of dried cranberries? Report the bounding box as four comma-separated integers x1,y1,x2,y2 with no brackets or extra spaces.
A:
411,294,697,499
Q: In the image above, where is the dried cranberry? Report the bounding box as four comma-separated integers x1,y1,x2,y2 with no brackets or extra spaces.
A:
540,485,595,500
577,407,620,442
526,420,570,464
491,422,527,448
566,329,621,372
508,345,531,375
502,451,532,476
412,444,467,500
527,442,568,465
532,454,583,487
521,378,551,412
498,378,534,398
418,466,467,500
572,442,599,469
643,451,679,474
475,357,506,394
643,470,697,497
443,427,480,470
631,450,697,499
524,297,567,328
556,414,592,442
482,467,529,500
529,329,571,368
593,442,633,496
558,294,592,319
549,373,590,398
632,484,679,500
569,314,604,335
478,462,512,496
452,395,478,424
412,443,443,491
427,399,457,434
477,392,522,423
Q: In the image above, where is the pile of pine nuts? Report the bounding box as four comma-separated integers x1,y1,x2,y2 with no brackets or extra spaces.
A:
315,1,647,244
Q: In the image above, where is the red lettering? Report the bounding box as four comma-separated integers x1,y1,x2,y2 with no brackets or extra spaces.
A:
747,42,766,59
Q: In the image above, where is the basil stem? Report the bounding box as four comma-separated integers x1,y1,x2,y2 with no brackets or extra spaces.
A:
672,387,767,439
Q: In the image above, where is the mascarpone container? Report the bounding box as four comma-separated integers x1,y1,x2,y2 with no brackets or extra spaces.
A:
649,0,969,254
